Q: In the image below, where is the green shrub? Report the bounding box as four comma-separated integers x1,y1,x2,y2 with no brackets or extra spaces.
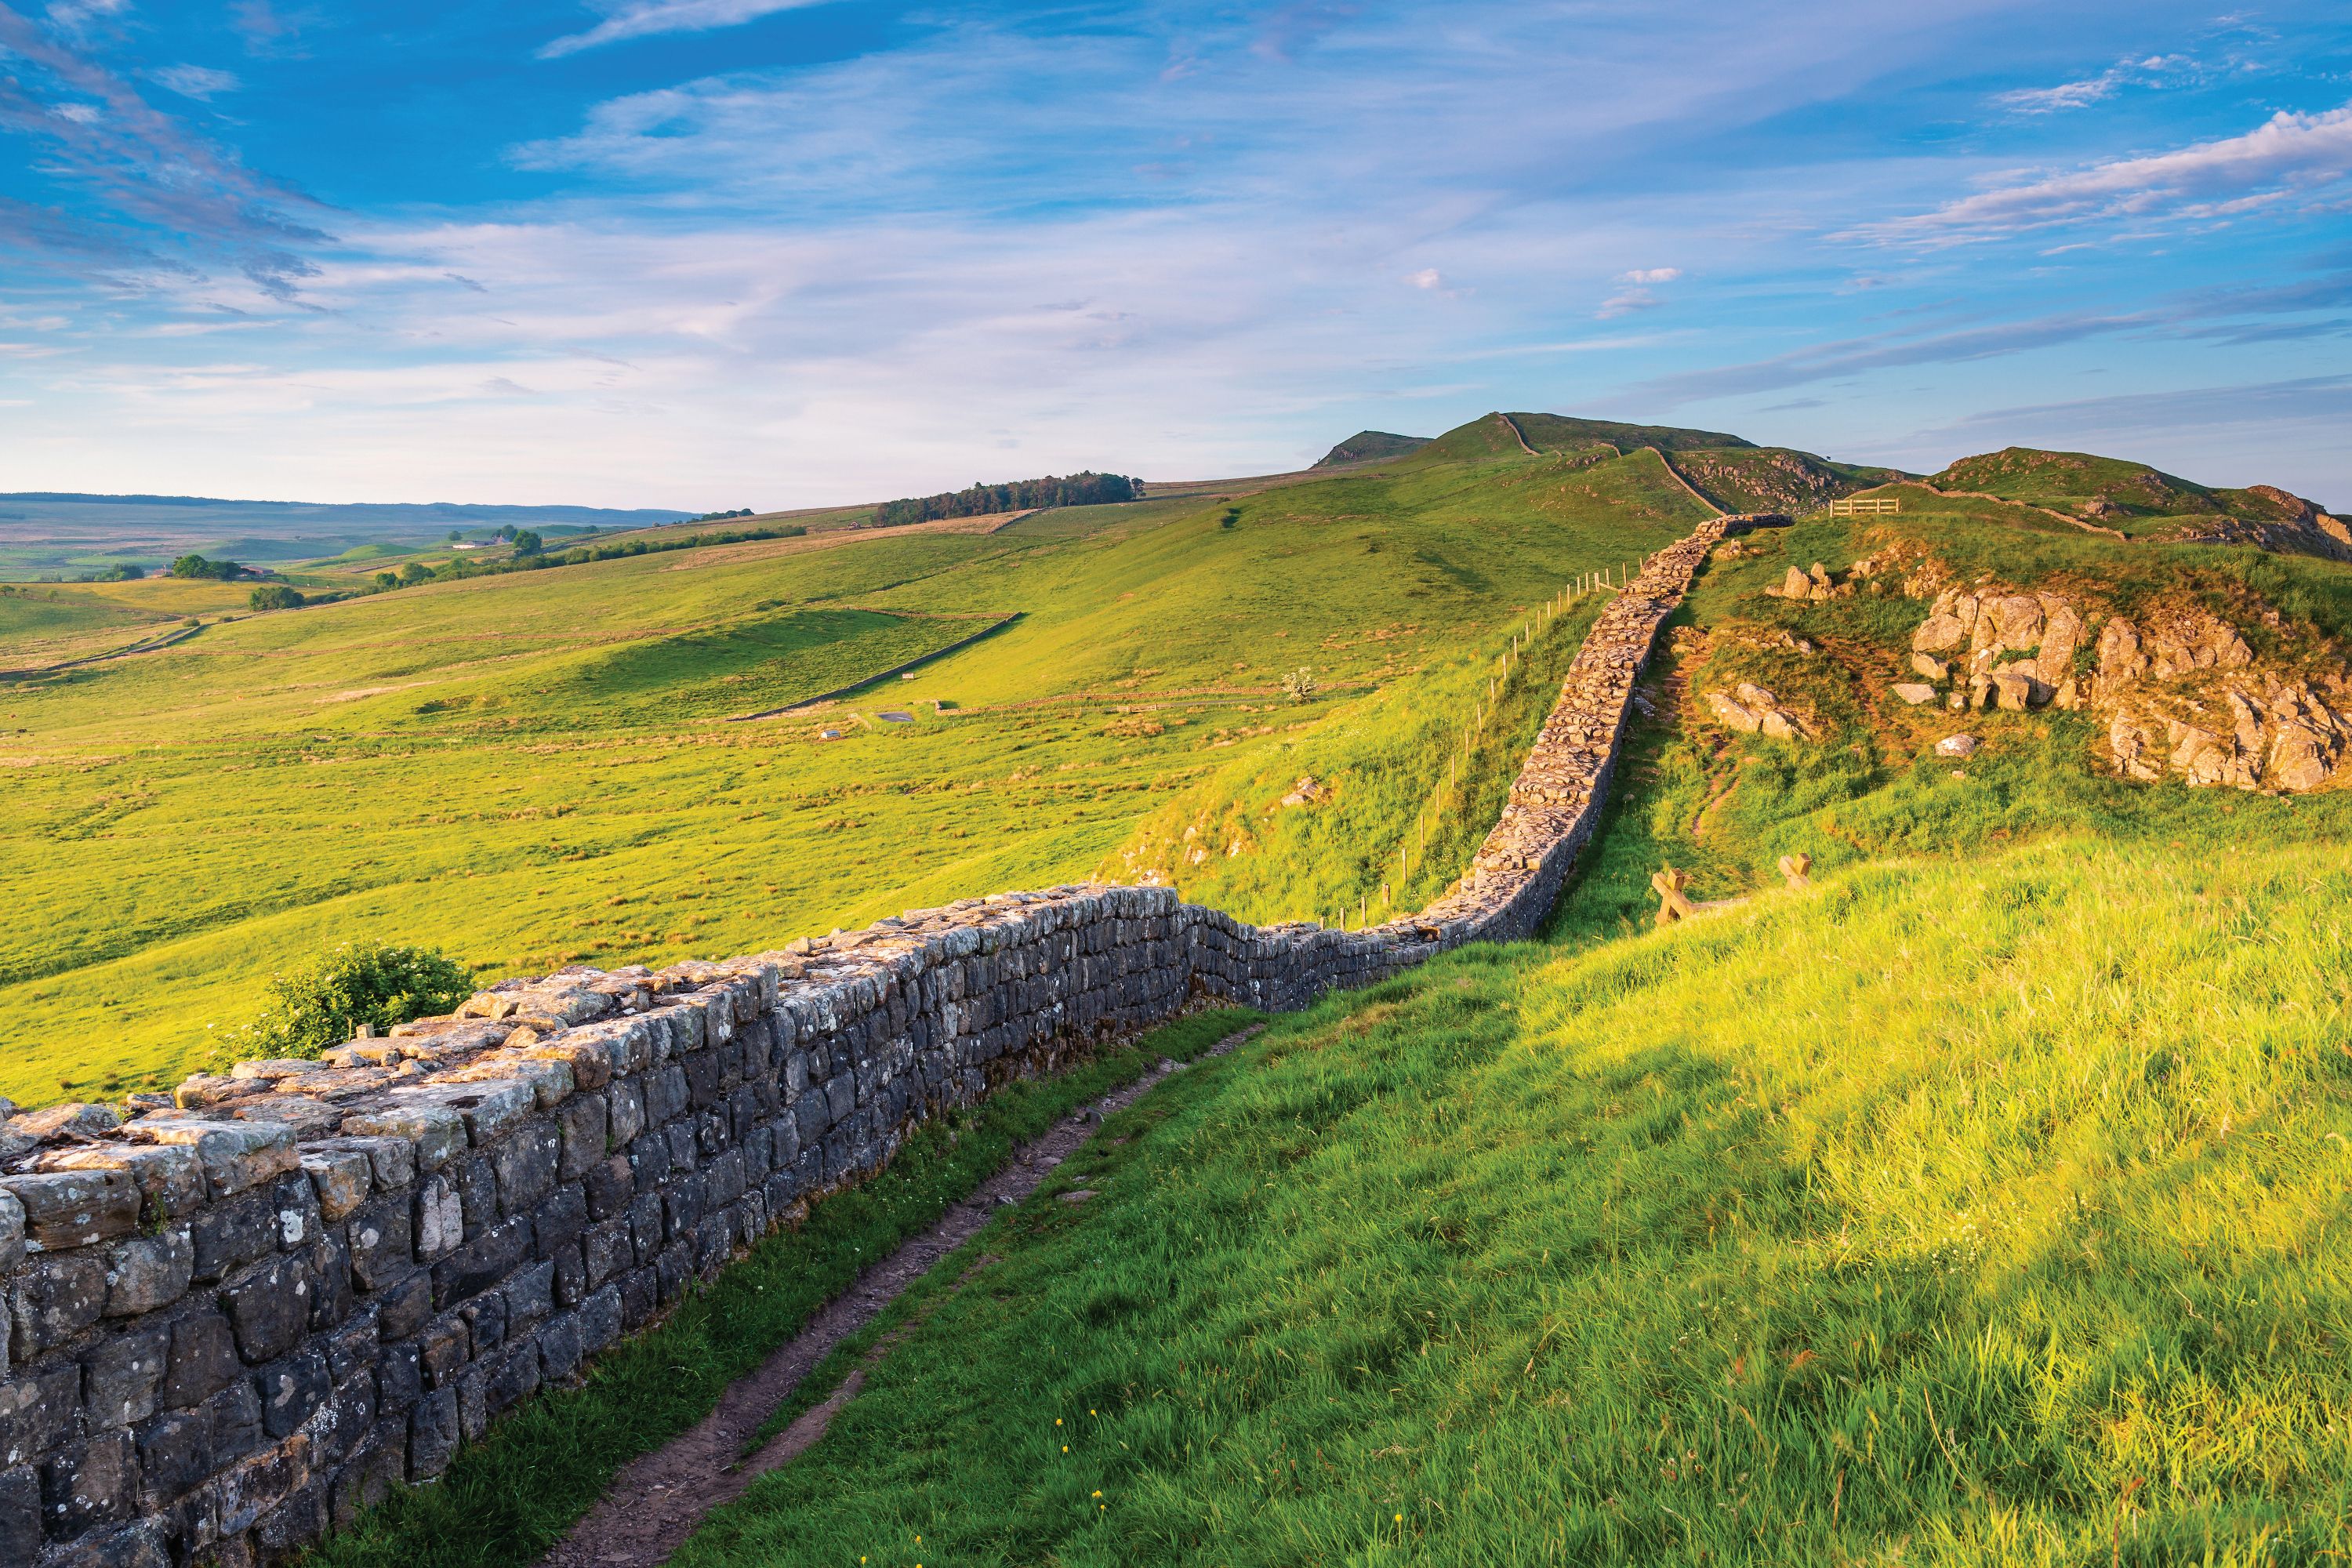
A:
218,942,472,1064
248,583,305,611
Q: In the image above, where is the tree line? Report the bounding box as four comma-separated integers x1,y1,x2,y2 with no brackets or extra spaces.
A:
366,522,806,593
871,471,1140,528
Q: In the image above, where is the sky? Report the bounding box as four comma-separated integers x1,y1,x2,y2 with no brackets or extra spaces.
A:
0,1,2347,510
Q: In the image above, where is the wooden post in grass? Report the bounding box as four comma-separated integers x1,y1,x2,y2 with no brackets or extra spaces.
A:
1650,866,1697,926
1778,853,1813,890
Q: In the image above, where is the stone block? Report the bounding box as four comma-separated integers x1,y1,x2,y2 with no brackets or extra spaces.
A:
582,1154,633,1221
13,1250,107,1356
503,1260,554,1334
413,1174,463,1262
133,1406,209,1504
82,1326,168,1428
41,1521,169,1568
492,1120,561,1213
374,1341,421,1418
0,1363,81,1466
252,1476,327,1561
1,1171,139,1251
202,1379,264,1468
408,1388,458,1480
347,1196,416,1294
430,1215,529,1308
301,1235,356,1331
416,1312,468,1390
0,1464,36,1566
0,1192,20,1279
298,1146,373,1221
376,1274,431,1341
38,1146,204,1225
329,1419,405,1531
40,1428,137,1537
579,1283,622,1356
456,1290,504,1358
129,1123,297,1200
188,1192,279,1284
537,1312,583,1383
256,1350,329,1440
210,1428,309,1540
219,1256,310,1364
160,1312,241,1410
99,1229,194,1318
554,1094,608,1182
337,1103,465,1173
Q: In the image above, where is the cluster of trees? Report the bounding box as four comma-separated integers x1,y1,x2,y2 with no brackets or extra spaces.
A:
249,584,306,611
871,471,1140,528
689,507,757,523
210,941,471,1066
169,554,256,581
365,522,804,593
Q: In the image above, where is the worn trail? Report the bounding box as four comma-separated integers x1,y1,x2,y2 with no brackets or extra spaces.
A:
536,1027,1258,1568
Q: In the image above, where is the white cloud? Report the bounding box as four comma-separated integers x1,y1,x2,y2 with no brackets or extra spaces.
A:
1863,103,2352,244
1993,53,2196,114
538,0,837,59
147,64,244,100
1619,266,1680,283
1406,268,1446,289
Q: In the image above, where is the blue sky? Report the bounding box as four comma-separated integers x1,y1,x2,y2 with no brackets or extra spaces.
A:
0,0,2347,508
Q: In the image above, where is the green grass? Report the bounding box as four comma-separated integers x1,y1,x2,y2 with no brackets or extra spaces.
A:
666,834,2352,1568
0,434,1699,1105
304,1008,1259,1568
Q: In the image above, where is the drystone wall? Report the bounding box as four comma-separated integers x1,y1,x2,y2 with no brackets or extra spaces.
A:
0,513,1733,1568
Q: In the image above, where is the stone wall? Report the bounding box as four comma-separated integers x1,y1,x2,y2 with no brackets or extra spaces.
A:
0,514,1726,1568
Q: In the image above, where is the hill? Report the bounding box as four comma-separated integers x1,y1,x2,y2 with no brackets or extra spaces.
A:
1929,447,2350,557
1313,430,1431,466
0,419,1707,1104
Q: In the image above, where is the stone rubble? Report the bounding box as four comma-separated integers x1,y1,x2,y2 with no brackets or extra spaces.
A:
0,516,1734,1568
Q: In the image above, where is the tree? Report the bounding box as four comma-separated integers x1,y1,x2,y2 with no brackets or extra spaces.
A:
446,528,464,543
1283,667,1317,703
215,942,472,1064
496,524,517,542
170,554,215,579
398,561,434,586
249,583,304,611
374,570,401,590
510,528,543,556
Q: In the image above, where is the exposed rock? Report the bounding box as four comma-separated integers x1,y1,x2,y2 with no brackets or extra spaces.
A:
1891,682,1939,706
1277,775,1323,808
1911,652,1948,682
1704,683,1809,740
1934,734,1979,758
1911,574,2351,790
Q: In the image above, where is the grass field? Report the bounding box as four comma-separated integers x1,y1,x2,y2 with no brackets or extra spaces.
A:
656,832,2352,1568
0,426,1700,1105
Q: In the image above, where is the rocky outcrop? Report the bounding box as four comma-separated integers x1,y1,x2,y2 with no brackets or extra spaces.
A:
1902,581,2352,792
2158,512,2352,564
1704,682,1809,739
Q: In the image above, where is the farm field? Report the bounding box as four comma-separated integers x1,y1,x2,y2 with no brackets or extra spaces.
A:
0,423,1706,1105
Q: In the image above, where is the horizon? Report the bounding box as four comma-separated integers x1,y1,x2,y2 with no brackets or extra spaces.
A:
1,2,2347,509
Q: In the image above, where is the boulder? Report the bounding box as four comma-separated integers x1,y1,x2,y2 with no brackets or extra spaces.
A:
1933,734,1979,759
1892,683,1939,706
1910,652,1948,682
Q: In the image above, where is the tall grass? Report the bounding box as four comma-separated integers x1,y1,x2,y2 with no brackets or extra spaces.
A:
672,838,2352,1567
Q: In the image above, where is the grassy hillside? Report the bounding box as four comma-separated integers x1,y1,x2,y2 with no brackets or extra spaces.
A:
662,833,2352,1567
268,429,2352,1568
1930,447,2330,538
0,426,1695,1105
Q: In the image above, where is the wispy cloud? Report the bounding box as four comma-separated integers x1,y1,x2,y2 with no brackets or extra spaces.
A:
1994,53,2194,113
1861,103,2352,245
0,5,328,295
1597,266,1680,318
538,0,837,59
146,64,241,100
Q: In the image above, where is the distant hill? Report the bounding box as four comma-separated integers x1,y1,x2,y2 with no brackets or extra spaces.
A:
1926,447,2348,556
0,492,696,580
1314,431,1431,467
1410,412,1759,466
